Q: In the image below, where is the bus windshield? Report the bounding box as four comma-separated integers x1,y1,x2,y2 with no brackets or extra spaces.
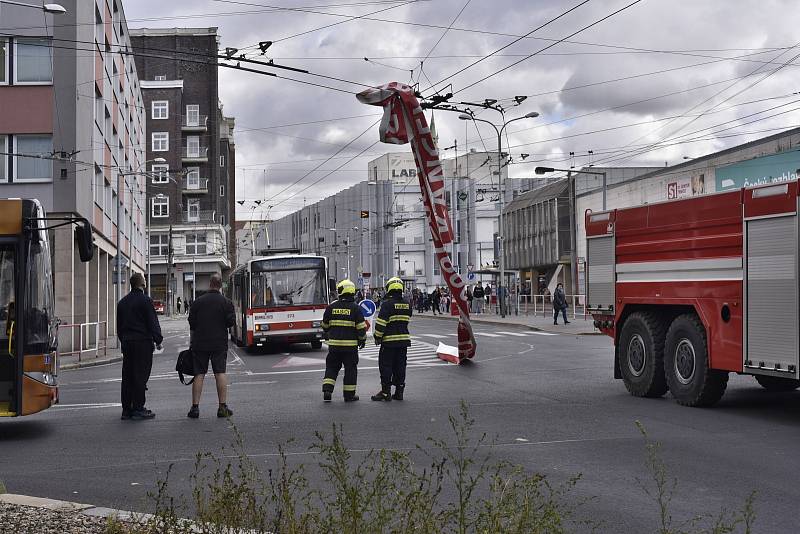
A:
251,258,326,307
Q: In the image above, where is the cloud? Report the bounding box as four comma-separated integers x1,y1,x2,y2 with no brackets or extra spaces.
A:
124,0,800,219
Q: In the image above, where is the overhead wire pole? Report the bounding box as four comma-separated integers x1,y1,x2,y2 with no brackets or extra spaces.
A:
457,110,540,318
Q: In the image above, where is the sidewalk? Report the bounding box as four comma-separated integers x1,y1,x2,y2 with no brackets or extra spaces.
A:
423,309,600,335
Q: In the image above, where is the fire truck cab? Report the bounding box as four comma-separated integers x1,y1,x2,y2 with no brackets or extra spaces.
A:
586,181,800,407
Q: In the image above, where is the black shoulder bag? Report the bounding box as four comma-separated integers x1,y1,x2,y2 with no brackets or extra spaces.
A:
176,349,196,385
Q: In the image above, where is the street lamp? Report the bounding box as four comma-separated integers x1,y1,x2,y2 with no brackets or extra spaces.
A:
459,111,540,317
535,166,608,297
0,1,67,14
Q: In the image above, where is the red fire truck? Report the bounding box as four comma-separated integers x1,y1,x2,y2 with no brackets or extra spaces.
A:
586,180,800,407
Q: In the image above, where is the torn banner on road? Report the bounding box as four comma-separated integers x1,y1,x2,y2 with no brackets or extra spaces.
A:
357,82,476,363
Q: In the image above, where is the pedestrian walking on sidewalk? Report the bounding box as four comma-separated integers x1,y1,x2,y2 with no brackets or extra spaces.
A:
371,277,412,402
117,273,163,421
187,274,235,419
553,283,570,325
431,288,441,315
176,297,182,315
321,279,367,402
472,284,485,314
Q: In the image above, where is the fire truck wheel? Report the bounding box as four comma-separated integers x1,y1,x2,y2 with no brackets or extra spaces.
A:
665,314,728,407
618,312,668,398
311,340,323,350
753,375,800,392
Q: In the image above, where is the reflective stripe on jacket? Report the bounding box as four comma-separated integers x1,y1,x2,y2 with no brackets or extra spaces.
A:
374,294,412,347
322,297,366,352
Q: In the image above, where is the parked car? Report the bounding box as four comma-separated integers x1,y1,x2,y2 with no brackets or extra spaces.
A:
153,300,164,314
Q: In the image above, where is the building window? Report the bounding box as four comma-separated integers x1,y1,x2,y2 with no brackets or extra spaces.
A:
186,167,200,189
151,196,169,218
0,39,7,85
186,233,206,255
14,135,53,181
151,100,168,119
14,38,53,84
219,185,225,197
220,214,225,226
186,136,200,157
186,104,199,126
413,236,423,244
187,199,200,222
219,155,225,167
151,164,168,184
152,132,168,152
155,74,166,81
0,136,6,182
149,234,168,256
396,236,406,244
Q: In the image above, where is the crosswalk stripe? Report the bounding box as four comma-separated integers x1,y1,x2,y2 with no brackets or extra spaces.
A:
417,333,448,339
530,331,559,336
474,332,501,337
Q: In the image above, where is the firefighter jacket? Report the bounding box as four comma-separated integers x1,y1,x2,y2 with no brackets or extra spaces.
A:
321,296,367,352
374,293,412,347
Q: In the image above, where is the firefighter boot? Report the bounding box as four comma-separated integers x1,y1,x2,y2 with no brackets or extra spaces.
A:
371,384,392,402
392,385,405,401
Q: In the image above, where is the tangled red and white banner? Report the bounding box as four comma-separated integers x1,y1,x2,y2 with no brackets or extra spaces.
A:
357,82,476,362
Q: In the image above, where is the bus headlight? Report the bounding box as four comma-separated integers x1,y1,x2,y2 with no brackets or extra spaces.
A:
312,321,321,328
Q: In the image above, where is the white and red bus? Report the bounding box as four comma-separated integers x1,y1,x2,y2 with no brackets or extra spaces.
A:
230,254,330,349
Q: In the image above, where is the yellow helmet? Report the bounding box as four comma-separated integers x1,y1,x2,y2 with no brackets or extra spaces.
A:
386,276,404,293
336,279,356,296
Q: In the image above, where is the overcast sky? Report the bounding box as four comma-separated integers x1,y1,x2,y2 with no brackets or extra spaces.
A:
124,0,800,220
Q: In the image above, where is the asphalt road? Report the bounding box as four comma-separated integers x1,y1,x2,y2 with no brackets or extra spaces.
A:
2,315,800,532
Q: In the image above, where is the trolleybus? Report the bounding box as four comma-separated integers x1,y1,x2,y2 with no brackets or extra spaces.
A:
230,254,330,350
1,199,92,417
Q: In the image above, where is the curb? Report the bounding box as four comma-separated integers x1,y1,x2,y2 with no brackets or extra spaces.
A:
60,355,123,371
0,493,142,520
421,312,602,336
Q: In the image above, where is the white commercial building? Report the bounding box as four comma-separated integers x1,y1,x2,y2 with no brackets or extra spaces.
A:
269,149,544,290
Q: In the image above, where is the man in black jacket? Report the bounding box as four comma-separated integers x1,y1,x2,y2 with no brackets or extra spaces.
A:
117,273,163,421
187,274,235,418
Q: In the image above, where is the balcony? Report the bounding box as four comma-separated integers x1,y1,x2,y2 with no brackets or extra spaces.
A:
182,115,208,131
182,176,209,195
181,209,217,224
181,145,208,162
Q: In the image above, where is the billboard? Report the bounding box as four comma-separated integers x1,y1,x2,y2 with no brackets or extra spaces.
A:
667,173,706,199
716,151,800,191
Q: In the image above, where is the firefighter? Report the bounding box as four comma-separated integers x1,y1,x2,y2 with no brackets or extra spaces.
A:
321,279,367,402
371,276,412,402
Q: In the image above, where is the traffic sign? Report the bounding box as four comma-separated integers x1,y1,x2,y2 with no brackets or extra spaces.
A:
467,264,474,271
467,271,476,281
359,299,377,318
360,210,369,218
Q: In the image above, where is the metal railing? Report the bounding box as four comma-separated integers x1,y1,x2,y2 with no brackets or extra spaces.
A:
517,294,587,319
57,321,109,362
181,209,217,224
182,176,209,193
182,115,208,129
181,146,208,160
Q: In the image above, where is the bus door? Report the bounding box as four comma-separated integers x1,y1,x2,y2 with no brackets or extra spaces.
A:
0,240,19,416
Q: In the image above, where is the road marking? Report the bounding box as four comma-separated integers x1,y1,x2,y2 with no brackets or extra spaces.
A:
52,403,121,411
416,333,448,339
530,331,559,336
496,331,529,337
474,332,501,338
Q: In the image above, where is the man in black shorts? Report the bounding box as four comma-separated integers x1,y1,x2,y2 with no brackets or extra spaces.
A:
187,274,235,418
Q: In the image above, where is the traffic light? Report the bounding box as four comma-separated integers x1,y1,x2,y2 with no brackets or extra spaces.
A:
360,210,369,219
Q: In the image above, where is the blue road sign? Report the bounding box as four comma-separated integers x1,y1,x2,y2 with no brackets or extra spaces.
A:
467,271,476,281
359,299,377,318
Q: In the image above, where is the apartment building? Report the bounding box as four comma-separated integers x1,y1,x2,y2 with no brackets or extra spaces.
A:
129,27,233,309
0,0,147,348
